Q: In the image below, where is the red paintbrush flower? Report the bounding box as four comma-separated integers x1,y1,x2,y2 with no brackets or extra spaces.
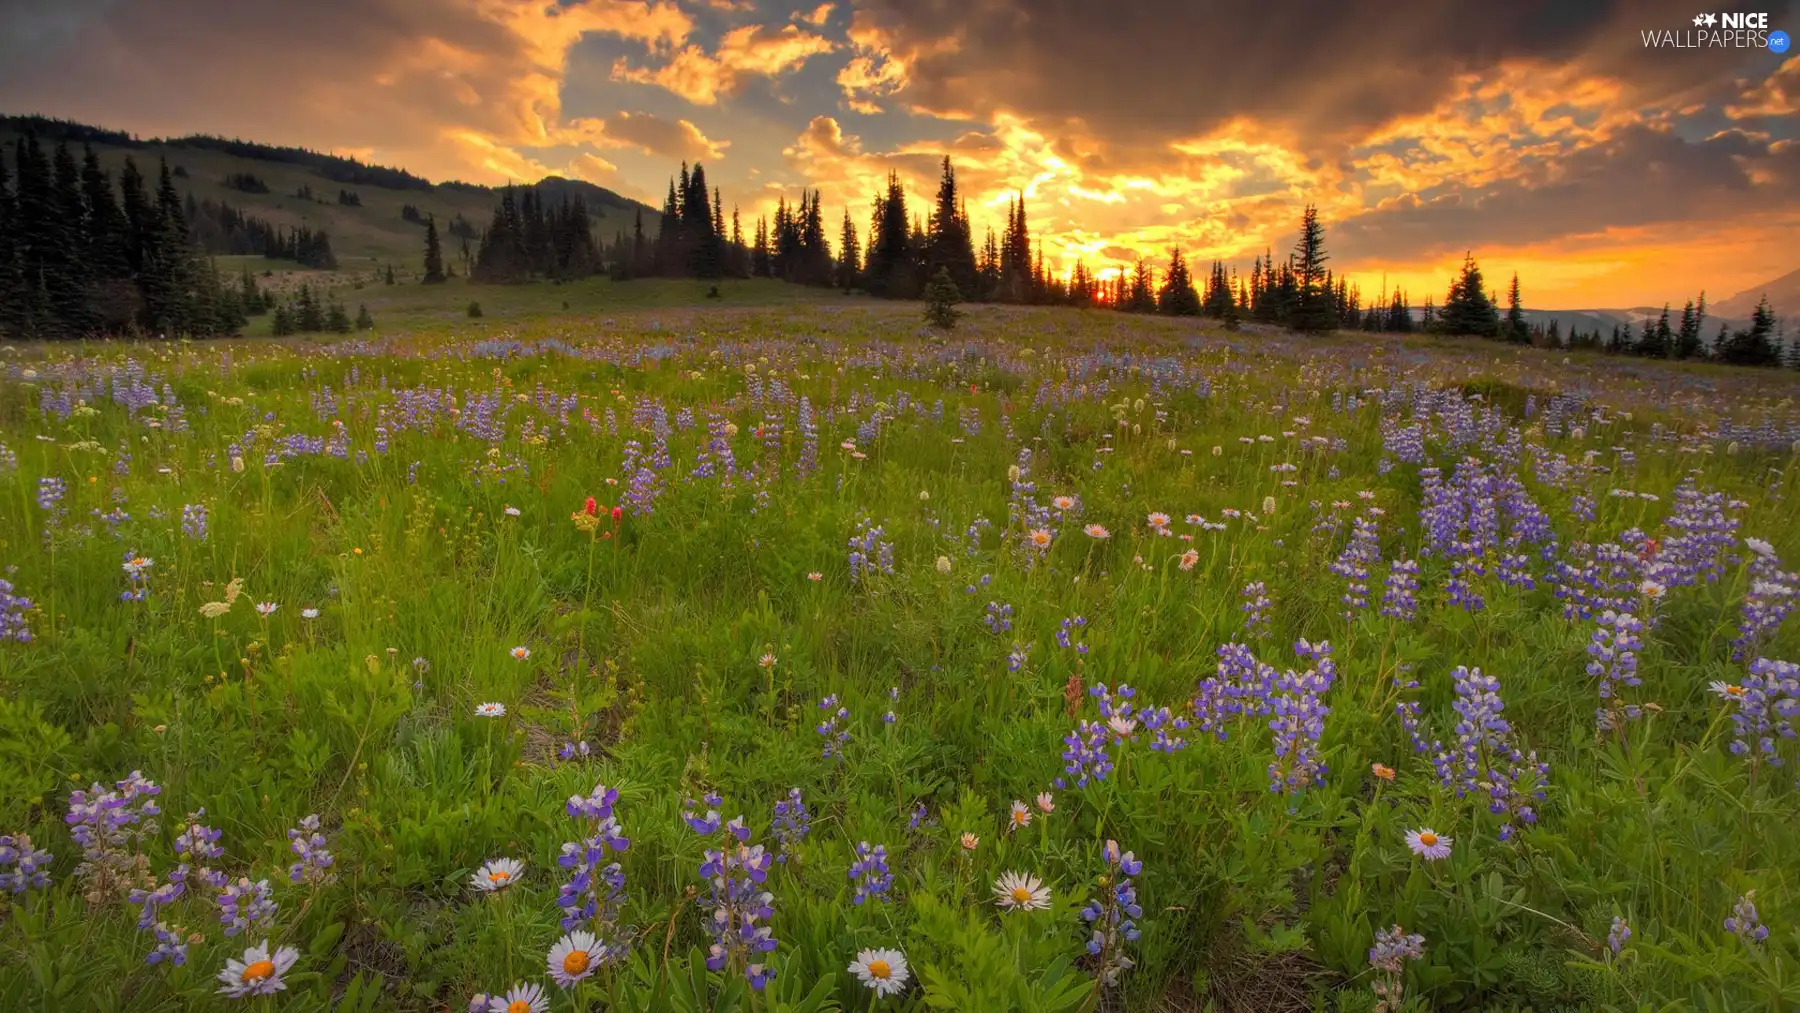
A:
584,496,598,517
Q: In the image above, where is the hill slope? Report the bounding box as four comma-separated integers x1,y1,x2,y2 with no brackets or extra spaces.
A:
0,114,659,271
1714,267,1800,319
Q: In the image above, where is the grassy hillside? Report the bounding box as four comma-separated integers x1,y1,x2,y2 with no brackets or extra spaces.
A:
0,116,658,274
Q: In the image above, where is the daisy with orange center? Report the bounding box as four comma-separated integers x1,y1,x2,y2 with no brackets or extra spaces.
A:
1371,763,1396,781
1028,528,1053,549
1084,524,1110,539
993,871,1051,911
471,857,523,893
1008,800,1032,830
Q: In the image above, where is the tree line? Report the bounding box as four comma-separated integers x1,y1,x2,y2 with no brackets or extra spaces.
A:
0,132,248,339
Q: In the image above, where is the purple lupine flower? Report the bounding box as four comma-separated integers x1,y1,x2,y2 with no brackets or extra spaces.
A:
1733,576,1797,661
1380,559,1420,621
1141,705,1190,753
696,820,779,990
37,477,66,512
1725,892,1769,946
771,789,811,863
1607,916,1631,955
1056,721,1113,789
1241,581,1271,639
556,787,631,956
66,770,162,895
1368,924,1426,973
0,575,33,643
1080,840,1144,986
816,695,850,761
683,793,725,836
217,877,278,937
287,815,335,886
1330,512,1382,618
1056,614,1089,654
848,841,892,905
1588,611,1645,734
1717,658,1800,767
847,518,895,584
1267,640,1336,795
0,834,53,893
1006,642,1032,672
983,601,1013,634
180,503,208,542
558,740,592,763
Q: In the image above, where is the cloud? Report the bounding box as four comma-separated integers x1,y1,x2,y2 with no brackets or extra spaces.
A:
1727,56,1800,120
799,3,833,27
611,23,835,105
596,111,729,161
0,0,694,184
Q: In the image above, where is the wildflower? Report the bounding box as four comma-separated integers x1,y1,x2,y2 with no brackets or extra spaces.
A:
759,652,776,669
1725,892,1768,945
1404,828,1452,861
960,832,979,852
300,607,319,620
1082,841,1143,985
816,694,850,761
216,940,298,998
807,571,823,581
217,878,277,937
1608,915,1631,954
1053,496,1075,511
771,789,811,862
475,702,507,718
472,858,523,893
510,646,530,661
994,871,1051,911
848,842,892,905
1035,792,1055,814
848,948,910,998
547,930,602,988
489,982,549,1012
1084,524,1110,539
1007,801,1032,831
287,815,335,885
935,555,952,574
1179,549,1199,571
1262,495,1277,516
1028,527,1053,549
1708,680,1745,699
503,506,521,517
0,834,53,892
1241,581,1272,638
1367,925,1425,1012
255,602,277,617
1371,763,1396,781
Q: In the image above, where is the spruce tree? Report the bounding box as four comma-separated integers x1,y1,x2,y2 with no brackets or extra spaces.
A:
423,215,446,283
837,208,861,291
1639,305,1672,358
1504,272,1527,344
1719,297,1780,367
923,267,962,329
1289,205,1335,333
1126,259,1156,313
326,297,352,334
1437,253,1500,337
925,156,978,297
865,172,914,299
1156,247,1201,316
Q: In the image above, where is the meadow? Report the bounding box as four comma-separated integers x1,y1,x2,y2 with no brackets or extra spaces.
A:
2,300,1799,1012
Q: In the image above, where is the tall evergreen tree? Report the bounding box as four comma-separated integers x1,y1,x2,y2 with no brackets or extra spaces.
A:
1156,247,1201,316
865,172,914,299
925,156,978,297
79,145,130,282
1503,272,1527,344
0,153,18,337
1436,253,1500,337
422,215,446,284
1719,297,1780,366
1125,259,1156,313
1639,305,1672,358
1289,204,1334,333
836,208,861,291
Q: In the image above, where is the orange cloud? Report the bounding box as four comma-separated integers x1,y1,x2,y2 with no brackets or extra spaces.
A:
1727,57,1800,119
598,111,729,161
612,23,835,105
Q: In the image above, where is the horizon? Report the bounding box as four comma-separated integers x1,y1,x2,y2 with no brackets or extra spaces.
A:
0,0,1796,310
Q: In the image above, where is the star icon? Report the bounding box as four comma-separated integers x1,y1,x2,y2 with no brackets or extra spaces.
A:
1704,13,1717,25
1694,13,1706,25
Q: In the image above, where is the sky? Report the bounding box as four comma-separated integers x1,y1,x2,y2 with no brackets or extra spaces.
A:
1,0,1797,309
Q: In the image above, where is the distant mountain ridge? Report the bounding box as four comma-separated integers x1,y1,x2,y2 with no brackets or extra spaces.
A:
1714,267,1800,319
0,112,659,268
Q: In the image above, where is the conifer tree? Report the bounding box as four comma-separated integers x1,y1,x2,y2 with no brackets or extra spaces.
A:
865,172,914,299
1156,247,1201,316
837,208,861,291
1719,297,1780,366
422,215,446,284
355,304,374,330
925,156,978,297
1639,305,1672,358
923,267,961,329
1289,205,1334,333
1437,253,1500,337
1125,259,1156,313
1504,272,1527,344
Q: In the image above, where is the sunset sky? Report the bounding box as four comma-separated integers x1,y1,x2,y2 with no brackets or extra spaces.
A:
1,0,1796,309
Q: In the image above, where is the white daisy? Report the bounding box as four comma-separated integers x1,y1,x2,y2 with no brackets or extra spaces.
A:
848,947,910,998
503,506,521,517
488,982,548,1013
1404,828,1453,861
993,871,1050,912
510,646,531,661
1035,792,1055,814
216,939,299,998
547,930,601,988
1007,800,1032,831
255,602,278,616
471,858,523,893
1709,680,1746,700
475,702,507,718
301,607,320,619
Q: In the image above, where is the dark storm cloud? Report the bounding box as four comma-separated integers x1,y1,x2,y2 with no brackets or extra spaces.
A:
851,0,1797,149
1334,124,1800,261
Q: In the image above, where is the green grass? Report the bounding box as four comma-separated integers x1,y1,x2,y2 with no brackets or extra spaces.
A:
3,301,1800,1012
